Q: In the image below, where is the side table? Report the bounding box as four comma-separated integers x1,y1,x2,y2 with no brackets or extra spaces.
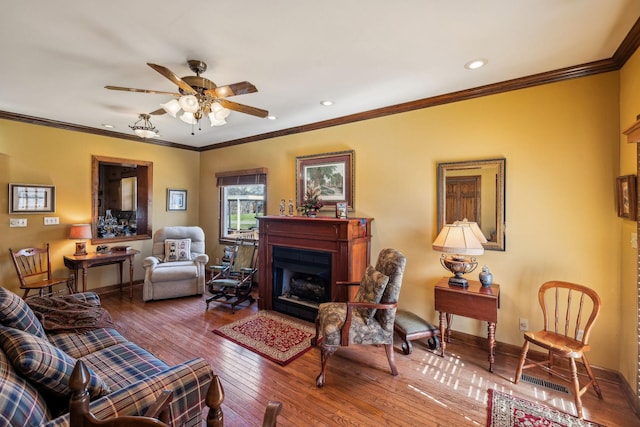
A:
63,250,140,298
433,277,500,372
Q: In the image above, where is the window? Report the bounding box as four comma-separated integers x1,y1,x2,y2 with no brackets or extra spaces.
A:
216,168,267,242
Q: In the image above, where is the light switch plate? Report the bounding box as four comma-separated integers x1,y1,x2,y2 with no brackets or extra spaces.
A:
9,218,27,227
44,216,59,225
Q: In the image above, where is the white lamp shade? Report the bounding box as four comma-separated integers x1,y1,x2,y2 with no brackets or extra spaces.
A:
208,111,227,126
69,224,92,239
179,111,197,124
456,218,488,243
178,95,199,113
160,99,181,117
432,223,484,255
133,128,158,138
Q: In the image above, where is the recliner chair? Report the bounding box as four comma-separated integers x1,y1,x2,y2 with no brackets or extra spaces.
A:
143,226,209,301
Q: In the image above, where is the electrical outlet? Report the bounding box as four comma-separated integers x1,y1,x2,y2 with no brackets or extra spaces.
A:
577,329,584,341
9,218,27,227
44,216,59,225
519,318,529,331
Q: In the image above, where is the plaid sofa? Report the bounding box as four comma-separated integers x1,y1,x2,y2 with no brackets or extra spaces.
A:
0,288,213,427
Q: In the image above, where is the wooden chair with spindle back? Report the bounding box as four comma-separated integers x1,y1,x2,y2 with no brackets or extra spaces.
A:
513,280,603,419
9,243,75,298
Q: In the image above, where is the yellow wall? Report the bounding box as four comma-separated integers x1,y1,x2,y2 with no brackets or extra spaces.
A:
0,69,631,377
0,121,200,290
619,48,640,391
201,72,622,370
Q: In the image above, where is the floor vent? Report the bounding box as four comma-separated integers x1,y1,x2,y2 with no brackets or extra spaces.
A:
520,374,570,394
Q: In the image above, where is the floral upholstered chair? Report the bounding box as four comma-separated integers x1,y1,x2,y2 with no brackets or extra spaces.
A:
312,248,406,387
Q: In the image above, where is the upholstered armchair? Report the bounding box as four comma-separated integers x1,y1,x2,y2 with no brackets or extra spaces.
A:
312,248,406,387
143,226,209,301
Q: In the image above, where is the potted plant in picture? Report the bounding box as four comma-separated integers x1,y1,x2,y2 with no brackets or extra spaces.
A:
301,188,323,217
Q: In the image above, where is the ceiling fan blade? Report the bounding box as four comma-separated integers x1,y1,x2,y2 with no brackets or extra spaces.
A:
105,85,180,96
218,99,269,118
149,108,167,116
147,63,196,94
206,81,258,98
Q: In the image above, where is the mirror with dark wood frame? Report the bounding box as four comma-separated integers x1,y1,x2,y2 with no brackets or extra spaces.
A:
437,158,505,251
91,155,153,244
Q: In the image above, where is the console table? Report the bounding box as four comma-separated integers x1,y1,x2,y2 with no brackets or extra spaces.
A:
63,250,140,298
434,276,500,372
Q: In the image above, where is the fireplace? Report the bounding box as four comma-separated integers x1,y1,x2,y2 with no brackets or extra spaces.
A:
272,246,331,322
258,216,373,321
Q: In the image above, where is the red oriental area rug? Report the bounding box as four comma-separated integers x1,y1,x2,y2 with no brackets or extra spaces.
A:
213,311,315,366
487,389,605,427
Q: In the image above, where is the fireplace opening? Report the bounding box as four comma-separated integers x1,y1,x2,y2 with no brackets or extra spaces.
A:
272,246,331,322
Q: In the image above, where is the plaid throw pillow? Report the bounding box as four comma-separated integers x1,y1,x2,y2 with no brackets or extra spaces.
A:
0,287,46,338
0,326,111,398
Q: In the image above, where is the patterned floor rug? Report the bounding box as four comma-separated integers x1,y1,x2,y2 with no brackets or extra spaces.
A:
487,389,604,427
213,311,315,366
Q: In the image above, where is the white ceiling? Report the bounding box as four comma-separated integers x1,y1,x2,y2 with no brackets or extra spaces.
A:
1,1,639,149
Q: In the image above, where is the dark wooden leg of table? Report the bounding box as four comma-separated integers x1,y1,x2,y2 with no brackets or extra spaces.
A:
438,311,446,357
81,266,88,293
127,255,134,298
118,261,124,293
445,313,453,343
487,322,496,372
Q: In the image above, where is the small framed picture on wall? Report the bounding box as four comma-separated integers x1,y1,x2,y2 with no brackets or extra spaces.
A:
616,175,637,220
167,189,187,211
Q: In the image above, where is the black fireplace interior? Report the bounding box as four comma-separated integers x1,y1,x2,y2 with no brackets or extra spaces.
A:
272,246,331,322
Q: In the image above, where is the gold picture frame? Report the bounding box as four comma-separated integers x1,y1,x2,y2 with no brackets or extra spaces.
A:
296,150,354,211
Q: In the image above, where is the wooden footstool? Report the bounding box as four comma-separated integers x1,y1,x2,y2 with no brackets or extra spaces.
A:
394,309,440,355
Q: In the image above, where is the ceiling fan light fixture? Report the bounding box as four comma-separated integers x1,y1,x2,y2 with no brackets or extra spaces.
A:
178,95,199,113
209,117,227,127
129,114,158,139
179,111,197,124
160,99,181,117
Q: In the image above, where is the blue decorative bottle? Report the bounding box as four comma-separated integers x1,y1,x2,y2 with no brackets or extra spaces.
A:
479,265,493,287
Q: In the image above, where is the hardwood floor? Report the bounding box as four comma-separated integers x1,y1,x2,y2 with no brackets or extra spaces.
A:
99,286,638,426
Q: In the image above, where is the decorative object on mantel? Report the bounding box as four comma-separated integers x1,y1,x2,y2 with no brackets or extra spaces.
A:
335,201,347,218
296,150,355,212
279,199,285,216
486,389,604,427
69,224,92,256
479,265,493,287
213,311,315,366
432,219,486,287
288,199,294,216
616,175,637,220
300,188,323,217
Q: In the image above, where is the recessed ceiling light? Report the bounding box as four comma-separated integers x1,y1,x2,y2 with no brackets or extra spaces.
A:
266,115,277,120
102,124,115,129
465,58,488,70
320,100,334,106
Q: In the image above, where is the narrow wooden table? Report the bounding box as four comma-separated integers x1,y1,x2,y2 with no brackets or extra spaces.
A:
63,250,140,298
434,276,500,372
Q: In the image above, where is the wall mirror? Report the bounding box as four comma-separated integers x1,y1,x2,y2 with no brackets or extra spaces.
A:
91,155,153,244
437,158,505,251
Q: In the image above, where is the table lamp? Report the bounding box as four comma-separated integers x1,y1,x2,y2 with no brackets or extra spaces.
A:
432,220,486,287
69,224,92,256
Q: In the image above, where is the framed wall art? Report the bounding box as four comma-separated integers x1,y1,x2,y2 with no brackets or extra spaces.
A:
616,175,637,220
167,188,187,211
9,183,56,213
296,150,354,211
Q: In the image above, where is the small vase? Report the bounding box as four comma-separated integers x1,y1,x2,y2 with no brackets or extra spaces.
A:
306,210,317,218
479,265,493,287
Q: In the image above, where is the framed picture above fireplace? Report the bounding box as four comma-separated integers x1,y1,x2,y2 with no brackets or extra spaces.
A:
296,150,354,211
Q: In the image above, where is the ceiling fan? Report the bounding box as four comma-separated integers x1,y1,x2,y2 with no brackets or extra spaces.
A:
106,60,268,132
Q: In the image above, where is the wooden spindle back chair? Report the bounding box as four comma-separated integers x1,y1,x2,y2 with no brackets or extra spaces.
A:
514,280,602,419
9,243,75,298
